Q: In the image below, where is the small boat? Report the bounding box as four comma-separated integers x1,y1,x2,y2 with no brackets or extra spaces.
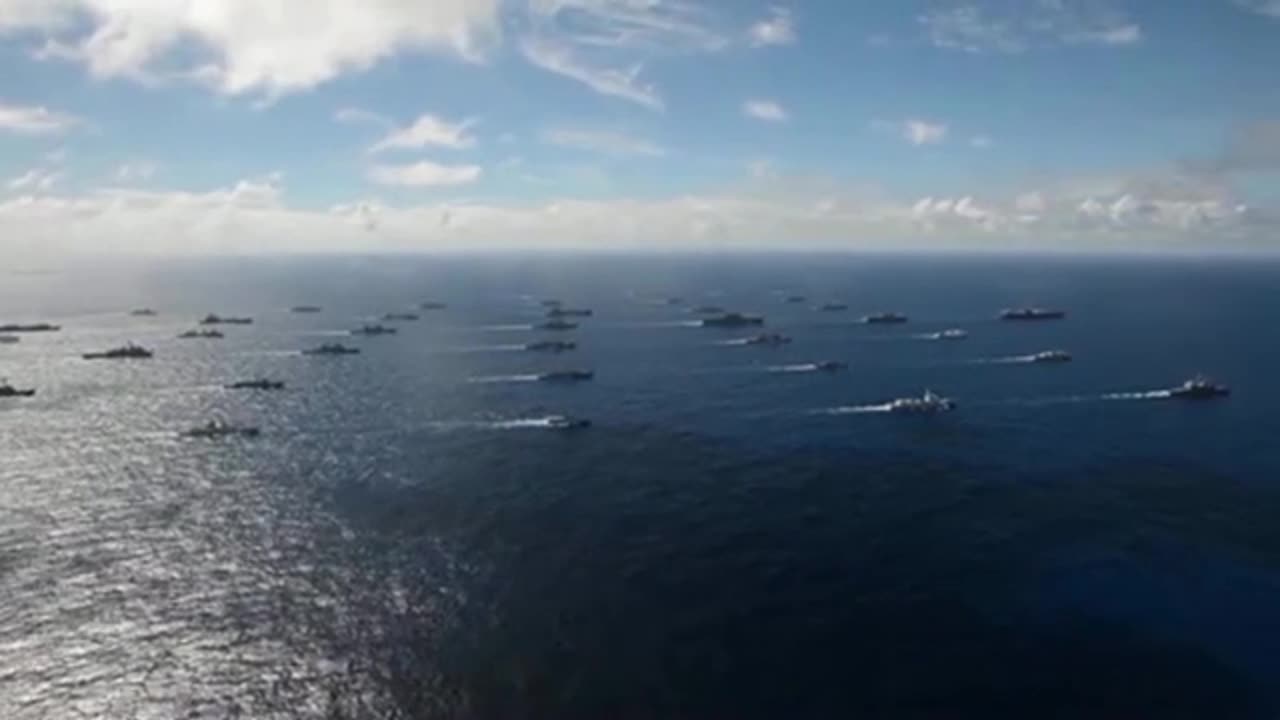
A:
1169,376,1230,400
702,313,765,328
862,312,908,325
178,329,224,339
226,379,285,390
0,380,36,397
130,308,157,317
547,415,592,430
200,314,253,325
538,370,595,382
303,343,361,356
665,297,684,306
743,333,792,347
1029,350,1072,364
350,324,397,336
784,295,806,304
83,343,153,360
384,312,420,322
291,305,322,314
0,323,60,333
526,340,577,353
182,420,261,439
1000,307,1066,321
0,335,18,344
539,319,578,331
813,361,848,372
888,390,956,414
818,303,848,312
930,328,968,340
547,307,593,318
420,301,448,311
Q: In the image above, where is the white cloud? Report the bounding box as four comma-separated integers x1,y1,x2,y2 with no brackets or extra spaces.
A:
541,128,665,157
748,7,795,47
520,35,662,110
747,159,775,179
919,2,1141,54
368,113,476,154
115,161,159,182
334,107,393,130
1235,0,1280,18
11,0,503,98
0,101,81,134
743,99,788,123
521,0,728,109
883,119,948,146
4,168,1270,260
367,161,482,187
7,168,60,192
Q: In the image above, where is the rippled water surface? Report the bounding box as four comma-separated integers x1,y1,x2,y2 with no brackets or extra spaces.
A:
2,254,1279,718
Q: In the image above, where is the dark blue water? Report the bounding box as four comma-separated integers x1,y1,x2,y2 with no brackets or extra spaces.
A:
2,254,1278,718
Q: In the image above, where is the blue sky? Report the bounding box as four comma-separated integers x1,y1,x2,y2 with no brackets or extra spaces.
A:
1,0,1279,254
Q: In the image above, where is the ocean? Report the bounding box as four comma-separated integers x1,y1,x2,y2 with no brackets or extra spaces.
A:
2,253,1279,718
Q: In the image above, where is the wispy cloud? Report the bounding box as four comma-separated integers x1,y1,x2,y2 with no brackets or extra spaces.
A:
743,99,789,123
369,113,477,154
520,36,662,110
7,168,60,192
334,107,394,130
541,128,665,157
918,2,1141,54
1235,0,1280,18
970,135,993,149
116,162,159,182
0,101,81,135
367,161,482,187
1193,121,1280,174
521,0,728,109
875,118,949,146
748,7,795,47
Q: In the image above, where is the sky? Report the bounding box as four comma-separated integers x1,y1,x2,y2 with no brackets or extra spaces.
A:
1,0,1279,255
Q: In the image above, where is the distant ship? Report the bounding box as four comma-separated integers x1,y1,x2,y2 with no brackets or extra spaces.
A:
813,361,848,372
420,301,448,310
1000,307,1065,321
291,305,322,313
384,312,420,322
862,312,908,325
547,307,593,318
350,324,397,336
818,303,848,312
888,390,956,414
182,420,260,439
538,370,595,382
0,323,60,333
666,297,684,306
200,314,253,325
226,379,285,390
303,343,360,356
526,340,577,353
1029,350,1072,364
744,333,792,347
0,380,36,397
0,335,18,344
702,313,765,328
1169,376,1230,400
929,329,968,340
178,329,224,339
547,415,592,430
83,343,153,360
130,308,157,317
539,319,578,331
784,295,806,304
